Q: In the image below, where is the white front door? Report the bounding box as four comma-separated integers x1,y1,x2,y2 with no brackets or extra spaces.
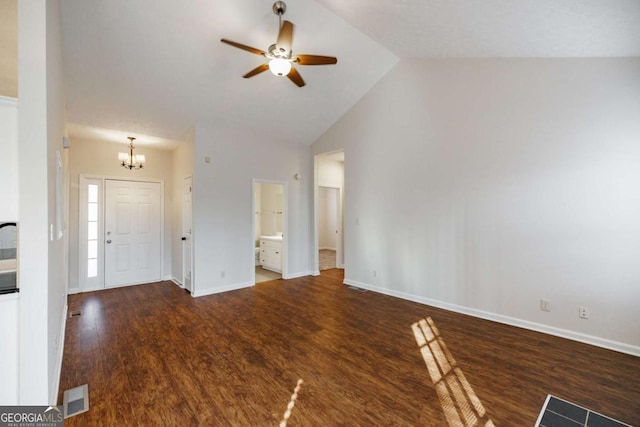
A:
105,180,161,287
182,177,193,292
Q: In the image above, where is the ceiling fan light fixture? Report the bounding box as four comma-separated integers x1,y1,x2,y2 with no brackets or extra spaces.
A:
269,58,292,76
220,1,336,87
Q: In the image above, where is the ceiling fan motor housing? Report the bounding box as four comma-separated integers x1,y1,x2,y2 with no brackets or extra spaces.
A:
268,43,290,59
273,1,287,16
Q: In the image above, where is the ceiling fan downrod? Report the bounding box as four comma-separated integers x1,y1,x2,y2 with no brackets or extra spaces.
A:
273,1,287,30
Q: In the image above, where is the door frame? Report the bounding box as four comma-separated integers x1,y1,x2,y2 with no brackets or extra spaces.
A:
251,179,288,284
77,174,165,292
318,185,342,270
182,176,193,292
313,152,345,275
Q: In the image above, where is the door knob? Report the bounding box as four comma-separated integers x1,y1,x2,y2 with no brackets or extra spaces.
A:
181,237,186,241
106,239,112,244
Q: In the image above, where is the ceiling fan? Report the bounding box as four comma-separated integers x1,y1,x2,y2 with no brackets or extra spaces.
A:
221,1,337,87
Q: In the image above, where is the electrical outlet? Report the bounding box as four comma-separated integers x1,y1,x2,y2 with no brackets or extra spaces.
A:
540,299,551,312
579,306,590,319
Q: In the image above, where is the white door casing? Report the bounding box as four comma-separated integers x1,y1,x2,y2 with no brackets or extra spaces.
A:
182,176,193,292
105,180,161,287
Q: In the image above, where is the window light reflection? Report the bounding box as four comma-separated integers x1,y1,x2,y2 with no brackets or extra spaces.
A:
279,379,303,427
412,317,495,427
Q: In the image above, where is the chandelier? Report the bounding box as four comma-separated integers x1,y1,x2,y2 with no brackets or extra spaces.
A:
118,137,145,170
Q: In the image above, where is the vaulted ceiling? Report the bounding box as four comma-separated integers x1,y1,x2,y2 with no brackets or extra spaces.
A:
315,0,640,58
5,1,640,148
60,0,398,148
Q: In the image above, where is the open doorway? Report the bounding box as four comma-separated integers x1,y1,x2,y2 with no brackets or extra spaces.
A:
252,180,287,283
314,151,344,273
318,187,339,270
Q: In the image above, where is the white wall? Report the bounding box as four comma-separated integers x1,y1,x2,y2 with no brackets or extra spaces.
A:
0,97,18,220
44,0,68,403
68,138,175,291
0,90,19,399
192,123,312,296
312,58,640,355
171,128,195,284
0,0,18,98
18,0,68,404
0,294,18,404
259,183,284,237
317,156,343,189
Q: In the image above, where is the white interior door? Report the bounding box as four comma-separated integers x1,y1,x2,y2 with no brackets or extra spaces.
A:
319,187,339,250
105,180,161,287
318,186,342,269
182,177,193,292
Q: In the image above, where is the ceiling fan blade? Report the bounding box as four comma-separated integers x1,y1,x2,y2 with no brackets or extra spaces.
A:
276,20,294,55
220,39,266,56
243,64,270,78
287,66,305,87
295,54,338,65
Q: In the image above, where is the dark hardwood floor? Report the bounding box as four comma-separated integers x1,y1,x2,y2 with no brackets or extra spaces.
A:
58,270,640,426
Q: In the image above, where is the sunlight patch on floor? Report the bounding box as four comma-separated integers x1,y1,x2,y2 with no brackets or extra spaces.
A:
412,317,495,427
279,379,303,427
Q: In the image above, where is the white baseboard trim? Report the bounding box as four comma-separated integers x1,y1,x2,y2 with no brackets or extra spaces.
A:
312,270,320,276
51,303,68,404
162,275,172,281
104,280,159,290
170,277,184,288
192,281,253,298
343,278,640,357
283,271,313,280
74,280,164,294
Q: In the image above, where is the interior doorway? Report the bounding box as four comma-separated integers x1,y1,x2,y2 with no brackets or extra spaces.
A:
314,151,344,274
252,180,287,283
318,186,339,270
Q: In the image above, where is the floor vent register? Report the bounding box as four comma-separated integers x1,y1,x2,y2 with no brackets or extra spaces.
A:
63,384,89,419
536,395,631,427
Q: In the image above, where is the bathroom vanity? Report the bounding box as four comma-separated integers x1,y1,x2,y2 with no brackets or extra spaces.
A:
259,235,282,273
